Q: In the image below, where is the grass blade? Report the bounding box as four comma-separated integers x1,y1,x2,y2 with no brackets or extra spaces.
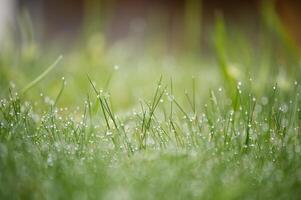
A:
21,55,63,94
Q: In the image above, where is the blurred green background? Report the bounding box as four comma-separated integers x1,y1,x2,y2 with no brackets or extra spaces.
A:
0,0,300,109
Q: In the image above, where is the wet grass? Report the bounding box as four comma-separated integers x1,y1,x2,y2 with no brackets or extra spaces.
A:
0,71,301,199
1,6,301,199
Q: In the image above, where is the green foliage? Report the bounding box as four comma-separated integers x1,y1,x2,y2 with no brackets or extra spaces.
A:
1,73,301,199
0,2,301,199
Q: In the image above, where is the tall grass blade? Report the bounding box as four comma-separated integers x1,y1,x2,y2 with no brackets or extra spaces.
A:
21,55,63,94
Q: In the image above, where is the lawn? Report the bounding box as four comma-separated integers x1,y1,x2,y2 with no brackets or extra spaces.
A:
0,3,301,200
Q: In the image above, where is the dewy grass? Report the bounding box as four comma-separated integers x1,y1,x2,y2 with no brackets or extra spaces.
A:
1,4,301,198
1,74,301,199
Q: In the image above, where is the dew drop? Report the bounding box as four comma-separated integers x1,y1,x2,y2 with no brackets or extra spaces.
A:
114,65,119,70
106,131,113,136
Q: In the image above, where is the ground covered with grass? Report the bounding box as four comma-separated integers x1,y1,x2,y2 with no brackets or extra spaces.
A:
1,9,301,199
1,71,301,199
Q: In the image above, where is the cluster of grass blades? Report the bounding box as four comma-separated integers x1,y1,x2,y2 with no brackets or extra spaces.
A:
1,1,301,196
1,74,301,199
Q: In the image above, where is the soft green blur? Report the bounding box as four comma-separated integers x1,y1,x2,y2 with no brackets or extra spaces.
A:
0,1,299,107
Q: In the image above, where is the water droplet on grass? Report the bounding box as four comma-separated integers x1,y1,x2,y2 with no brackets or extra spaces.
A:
106,131,113,136
114,65,119,70
168,95,174,102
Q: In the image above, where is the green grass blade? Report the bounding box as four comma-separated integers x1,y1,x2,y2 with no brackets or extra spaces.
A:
21,55,63,94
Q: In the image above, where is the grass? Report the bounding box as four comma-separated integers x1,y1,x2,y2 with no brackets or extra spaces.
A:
1,73,301,199
1,4,301,199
